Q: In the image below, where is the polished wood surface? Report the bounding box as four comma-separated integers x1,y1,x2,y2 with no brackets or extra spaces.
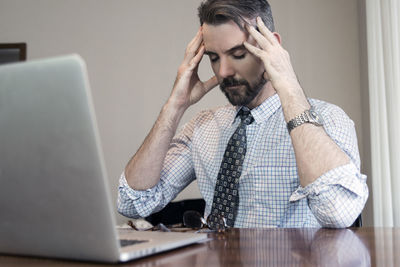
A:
0,227,399,266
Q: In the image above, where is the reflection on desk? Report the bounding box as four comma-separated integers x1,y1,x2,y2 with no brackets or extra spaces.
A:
1,227,400,266
189,228,371,267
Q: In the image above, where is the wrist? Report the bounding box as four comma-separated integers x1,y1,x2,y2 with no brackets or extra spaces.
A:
287,107,324,134
160,98,188,130
165,96,189,115
275,83,310,122
271,74,300,93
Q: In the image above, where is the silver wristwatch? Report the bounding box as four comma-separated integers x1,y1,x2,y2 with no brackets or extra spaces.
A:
287,107,323,133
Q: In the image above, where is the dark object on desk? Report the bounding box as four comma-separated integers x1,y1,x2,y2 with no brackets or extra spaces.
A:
0,43,26,64
146,199,206,226
146,199,362,228
351,214,362,227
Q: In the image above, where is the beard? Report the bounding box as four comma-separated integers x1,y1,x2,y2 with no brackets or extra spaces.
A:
220,74,267,107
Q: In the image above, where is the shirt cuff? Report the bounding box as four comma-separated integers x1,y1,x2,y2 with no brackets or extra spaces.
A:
289,162,366,202
118,172,158,201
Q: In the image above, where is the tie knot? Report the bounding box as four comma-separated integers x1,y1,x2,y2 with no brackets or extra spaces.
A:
238,108,254,125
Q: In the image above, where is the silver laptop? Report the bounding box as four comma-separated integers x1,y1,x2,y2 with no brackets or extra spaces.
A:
0,55,207,263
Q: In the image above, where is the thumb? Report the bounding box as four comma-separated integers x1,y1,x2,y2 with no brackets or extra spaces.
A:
203,76,219,93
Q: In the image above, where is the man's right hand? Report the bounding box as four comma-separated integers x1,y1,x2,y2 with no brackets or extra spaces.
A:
169,28,218,111
125,28,218,190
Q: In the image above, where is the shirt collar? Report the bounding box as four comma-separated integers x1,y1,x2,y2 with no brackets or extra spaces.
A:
234,93,281,125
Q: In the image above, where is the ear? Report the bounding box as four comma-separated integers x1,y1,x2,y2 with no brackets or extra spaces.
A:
273,32,281,44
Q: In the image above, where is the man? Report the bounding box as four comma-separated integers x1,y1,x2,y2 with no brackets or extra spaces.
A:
118,0,368,228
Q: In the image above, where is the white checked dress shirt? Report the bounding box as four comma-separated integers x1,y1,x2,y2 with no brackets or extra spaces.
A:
118,94,368,228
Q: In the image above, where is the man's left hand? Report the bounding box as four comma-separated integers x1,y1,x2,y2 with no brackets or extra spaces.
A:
244,17,300,95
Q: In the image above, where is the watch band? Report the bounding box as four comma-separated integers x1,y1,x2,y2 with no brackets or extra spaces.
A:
287,107,323,133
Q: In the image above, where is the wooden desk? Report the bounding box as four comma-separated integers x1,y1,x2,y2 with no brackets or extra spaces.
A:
0,227,398,266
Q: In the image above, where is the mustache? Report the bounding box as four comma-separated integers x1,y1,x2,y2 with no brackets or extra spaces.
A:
220,77,249,90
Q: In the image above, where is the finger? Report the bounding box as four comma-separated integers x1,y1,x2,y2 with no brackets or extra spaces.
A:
256,17,277,45
243,41,265,59
243,42,271,81
189,29,203,50
203,76,219,92
184,29,203,60
181,29,202,66
246,24,271,50
187,45,205,71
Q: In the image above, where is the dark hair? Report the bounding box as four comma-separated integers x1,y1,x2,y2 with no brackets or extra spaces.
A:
198,0,275,32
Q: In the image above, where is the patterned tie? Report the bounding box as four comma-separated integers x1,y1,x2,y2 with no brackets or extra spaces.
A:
208,107,254,229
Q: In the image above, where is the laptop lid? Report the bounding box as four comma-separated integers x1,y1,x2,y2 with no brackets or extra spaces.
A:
0,55,121,262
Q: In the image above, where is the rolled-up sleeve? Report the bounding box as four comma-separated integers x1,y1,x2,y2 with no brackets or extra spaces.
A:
289,102,369,228
290,163,368,227
117,119,197,219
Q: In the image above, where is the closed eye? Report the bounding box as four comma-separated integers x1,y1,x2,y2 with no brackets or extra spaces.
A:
233,53,246,60
206,51,246,62
209,55,219,63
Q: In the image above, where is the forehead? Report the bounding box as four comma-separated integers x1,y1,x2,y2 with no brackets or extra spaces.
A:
202,21,248,53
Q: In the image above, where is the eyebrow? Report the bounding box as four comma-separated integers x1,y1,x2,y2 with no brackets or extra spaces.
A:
205,44,247,56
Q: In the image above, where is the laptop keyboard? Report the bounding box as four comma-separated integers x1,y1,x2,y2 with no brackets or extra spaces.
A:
119,239,148,247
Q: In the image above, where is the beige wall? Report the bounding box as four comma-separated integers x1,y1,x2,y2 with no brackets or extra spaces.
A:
0,0,371,225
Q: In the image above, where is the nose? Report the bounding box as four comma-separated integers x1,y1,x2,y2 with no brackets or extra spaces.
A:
218,58,235,78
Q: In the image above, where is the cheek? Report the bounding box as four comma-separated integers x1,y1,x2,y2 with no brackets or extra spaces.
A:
208,55,264,84
238,55,264,81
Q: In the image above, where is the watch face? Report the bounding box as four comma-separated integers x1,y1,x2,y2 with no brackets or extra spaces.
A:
310,110,323,124
310,110,318,120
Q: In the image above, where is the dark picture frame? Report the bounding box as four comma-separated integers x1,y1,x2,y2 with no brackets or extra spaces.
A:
0,43,27,64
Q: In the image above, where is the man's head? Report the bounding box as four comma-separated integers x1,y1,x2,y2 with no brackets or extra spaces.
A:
198,0,275,32
198,0,276,108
